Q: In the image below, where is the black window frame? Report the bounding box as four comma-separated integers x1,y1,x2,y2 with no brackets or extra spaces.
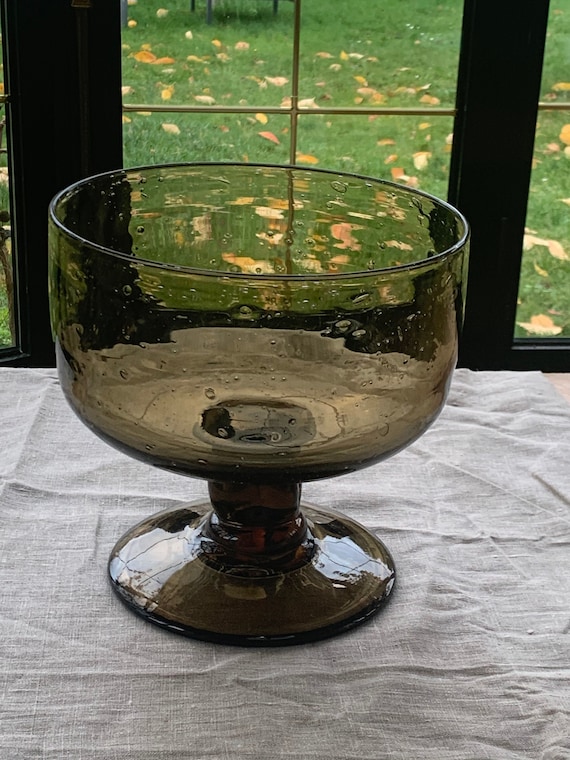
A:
0,0,568,370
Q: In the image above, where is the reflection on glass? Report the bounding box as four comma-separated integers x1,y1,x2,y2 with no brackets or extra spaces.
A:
516,4,570,339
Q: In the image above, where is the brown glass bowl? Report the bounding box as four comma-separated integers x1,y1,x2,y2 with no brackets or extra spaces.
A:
48,163,469,645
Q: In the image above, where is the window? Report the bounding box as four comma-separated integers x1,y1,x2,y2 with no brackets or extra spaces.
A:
1,0,567,370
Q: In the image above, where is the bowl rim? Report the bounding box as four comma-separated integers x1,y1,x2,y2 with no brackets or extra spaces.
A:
48,161,470,281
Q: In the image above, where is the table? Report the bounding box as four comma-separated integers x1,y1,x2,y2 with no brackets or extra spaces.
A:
1,368,569,759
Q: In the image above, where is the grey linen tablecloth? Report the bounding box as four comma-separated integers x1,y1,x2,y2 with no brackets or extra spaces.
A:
1,367,569,760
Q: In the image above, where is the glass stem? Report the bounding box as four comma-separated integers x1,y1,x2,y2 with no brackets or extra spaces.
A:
205,480,313,569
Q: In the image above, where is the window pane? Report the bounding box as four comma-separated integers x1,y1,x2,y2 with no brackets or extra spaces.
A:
121,0,295,110
515,3,570,340
296,113,454,200
298,0,463,111
0,30,13,350
123,110,291,165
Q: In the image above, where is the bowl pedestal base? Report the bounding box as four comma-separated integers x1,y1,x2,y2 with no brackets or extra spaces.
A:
108,483,395,646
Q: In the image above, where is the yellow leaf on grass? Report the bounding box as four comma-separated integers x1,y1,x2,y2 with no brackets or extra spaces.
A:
211,39,223,48
161,86,174,100
377,138,396,146
265,76,289,87
162,123,180,135
552,82,570,91
315,51,333,58
258,131,280,145
156,8,168,17
517,314,563,336
234,41,250,51
194,95,216,104
255,113,268,124
524,233,569,260
559,124,570,145
133,50,157,63
419,122,431,130
122,85,134,96
533,261,549,277
298,98,319,109
384,154,398,165
354,75,368,86
419,94,440,106
413,151,431,170
296,153,319,165
187,55,206,63
339,50,349,61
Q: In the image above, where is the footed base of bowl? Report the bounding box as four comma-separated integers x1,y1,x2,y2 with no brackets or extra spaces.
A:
108,501,395,646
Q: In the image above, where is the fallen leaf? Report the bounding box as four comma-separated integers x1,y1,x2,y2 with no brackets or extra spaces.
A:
315,51,333,58
187,55,206,62
419,94,441,106
216,53,230,62
298,98,319,109
185,30,193,40
133,50,157,63
418,122,431,130
194,94,216,104
413,151,431,170
255,112,268,124
211,39,223,48
122,85,134,96
559,124,570,145
517,314,563,336
354,75,368,85
162,123,180,134
339,50,349,61
329,63,342,72
524,233,569,260
234,41,250,51
127,19,137,27
296,152,319,164
377,138,396,146
258,131,280,144
534,261,549,277
156,8,168,17
265,76,289,87
161,86,174,100
552,82,570,91
384,154,398,164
